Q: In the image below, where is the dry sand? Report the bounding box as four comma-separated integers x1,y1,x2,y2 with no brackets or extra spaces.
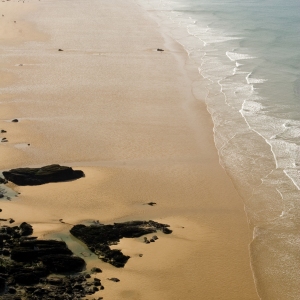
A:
0,0,259,299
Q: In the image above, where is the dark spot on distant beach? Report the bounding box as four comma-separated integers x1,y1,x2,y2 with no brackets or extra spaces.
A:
11,119,19,122
58,48,64,51
157,48,164,51
1,130,7,133
146,202,156,206
108,277,120,282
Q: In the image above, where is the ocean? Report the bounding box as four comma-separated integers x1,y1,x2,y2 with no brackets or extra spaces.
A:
138,0,300,298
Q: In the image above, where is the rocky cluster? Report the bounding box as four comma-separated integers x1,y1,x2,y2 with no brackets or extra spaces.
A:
70,220,173,268
0,221,104,299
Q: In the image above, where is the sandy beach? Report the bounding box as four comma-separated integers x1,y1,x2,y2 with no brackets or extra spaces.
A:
0,0,259,299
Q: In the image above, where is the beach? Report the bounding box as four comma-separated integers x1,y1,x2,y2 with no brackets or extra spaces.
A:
0,0,259,299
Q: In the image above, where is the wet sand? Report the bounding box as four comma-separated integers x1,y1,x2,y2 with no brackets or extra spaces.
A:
0,0,259,299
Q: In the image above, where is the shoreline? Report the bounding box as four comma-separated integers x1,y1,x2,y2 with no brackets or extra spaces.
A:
1,0,259,299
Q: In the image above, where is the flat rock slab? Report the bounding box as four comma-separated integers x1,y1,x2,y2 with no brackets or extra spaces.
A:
70,220,172,268
2,164,84,186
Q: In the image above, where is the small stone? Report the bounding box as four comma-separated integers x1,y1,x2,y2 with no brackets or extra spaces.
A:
9,218,15,224
11,119,19,122
108,277,120,282
58,49,64,51
150,239,155,242
85,274,91,278
139,254,143,257
91,267,102,273
157,48,164,51
1,130,7,133
152,235,158,240
147,202,156,206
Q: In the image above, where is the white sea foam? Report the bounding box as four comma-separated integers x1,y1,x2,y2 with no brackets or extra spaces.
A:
226,51,256,61
139,0,300,297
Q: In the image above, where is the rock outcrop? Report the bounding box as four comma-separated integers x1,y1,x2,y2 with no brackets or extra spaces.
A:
3,164,84,186
70,220,172,268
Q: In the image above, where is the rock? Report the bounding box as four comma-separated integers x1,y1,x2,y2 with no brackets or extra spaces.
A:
0,193,4,198
0,177,7,184
8,287,17,294
0,277,6,293
162,227,172,234
47,277,63,285
93,281,101,287
3,249,10,256
11,119,18,123
70,220,172,268
108,277,120,282
11,240,73,262
153,235,158,240
1,130,7,133
9,219,15,224
40,254,85,273
91,267,102,273
157,48,164,51
58,49,64,51
3,164,85,186
19,222,33,236
146,202,156,206
14,270,45,285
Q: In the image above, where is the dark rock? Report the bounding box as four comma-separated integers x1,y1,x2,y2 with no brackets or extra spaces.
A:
1,130,7,133
0,193,4,198
85,273,91,278
0,177,7,184
47,277,63,285
11,119,18,123
8,287,16,294
9,219,15,224
19,222,33,236
3,164,85,186
146,202,156,206
40,254,85,273
91,267,102,273
108,277,120,282
11,240,73,262
70,220,172,268
157,48,164,51
3,249,10,256
58,49,64,51
14,271,43,285
153,235,158,240
0,277,6,293
162,227,172,234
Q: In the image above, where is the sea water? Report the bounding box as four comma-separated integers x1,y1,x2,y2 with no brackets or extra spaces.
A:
137,0,300,298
